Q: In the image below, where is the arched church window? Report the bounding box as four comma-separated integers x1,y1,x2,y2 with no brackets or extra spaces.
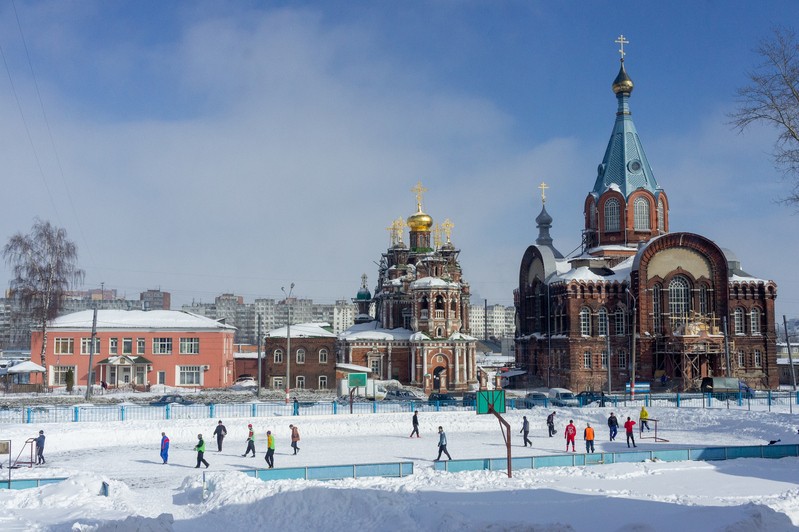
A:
598,307,608,336
435,295,445,310
420,296,428,309
450,299,456,311
579,307,591,336
668,276,691,329
604,199,620,232
750,307,761,335
734,308,745,335
652,283,663,333
698,284,709,316
657,199,665,231
633,197,650,231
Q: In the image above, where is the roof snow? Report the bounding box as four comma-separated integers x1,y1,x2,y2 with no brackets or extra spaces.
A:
265,322,335,338
410,277,460,289
339,321,413,341
49,310,237,330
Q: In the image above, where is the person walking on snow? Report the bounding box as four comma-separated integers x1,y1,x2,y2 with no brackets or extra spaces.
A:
584,423,595,453
195,434,209,468
624,417,637,448
242,424,256,457
435,426,452,461
160,432,169,464
213,420,227,452
639,406,650,431
290,424,300,454
607,412,619,441
547,411,556,437
564,420,576,452
34,430,45,465
520,416,532,447
410,410,420,438
265,430,275,468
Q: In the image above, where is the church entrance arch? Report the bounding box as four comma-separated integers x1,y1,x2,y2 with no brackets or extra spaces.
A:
433,366,445,391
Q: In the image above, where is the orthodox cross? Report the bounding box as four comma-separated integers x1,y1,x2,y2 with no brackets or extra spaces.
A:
538,181,549,204
441,218,454,242
394,217,406,244
361,273,369,291
411,181,428,211
615,34,629,61
386,222,395,245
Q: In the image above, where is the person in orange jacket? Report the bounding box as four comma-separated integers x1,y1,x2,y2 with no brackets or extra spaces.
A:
564,420,576,452
624,416,637,448
584,423,595,453
290,424,301,455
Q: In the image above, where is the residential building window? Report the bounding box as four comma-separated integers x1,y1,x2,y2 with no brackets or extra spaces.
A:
137,338,145,355
617,349,627,368
296,348,306,364
272,376,284,390
122,338,133,355
579,308,591,336
583,350,592,369
296,375,305,389
738,349,745,368
54,338,74,355
668,276,691,329
598,308,608,336
180,337,200,355
109,338,118,355
152,338,173,355
274,349,283,364
178,365,201,385
734,308,745,335
80,337,100,355
633,197,650,230
750,308,761,335
754,349,762,368
615,309,626,336
52,365,76,385
653,283,662,333
601,350,608,369
318,375,328,389
319,348,329,364
157,371,166,385
604,199,620,232
371,358,382,375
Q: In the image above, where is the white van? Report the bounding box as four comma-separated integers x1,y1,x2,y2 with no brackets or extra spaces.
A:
548,388,579,407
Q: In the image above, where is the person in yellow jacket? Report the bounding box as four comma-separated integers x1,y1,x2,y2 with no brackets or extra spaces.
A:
639,406,651,431
264,430,275,469
584,423,595,453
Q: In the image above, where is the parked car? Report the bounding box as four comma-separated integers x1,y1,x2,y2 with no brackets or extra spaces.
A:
428,392,457,403
384,390,418,401
548,388,579,407
576,391,606,406
235,374,255,382
461,391,477,406
523,391,549,408
149,395,195,406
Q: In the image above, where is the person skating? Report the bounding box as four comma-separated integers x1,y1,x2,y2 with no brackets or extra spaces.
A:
242,423,256,457
195,434,209,468
639,406,650,431
607,412,619,441
34,430,45,465
546,411,556,437
520,416,532,447
160,432,170,464
584,423,595,453
564,420,577,452
290,424,300,454
265,430,275,468
434,426,452,461
410,410,420,438
624,417,637,448
213,420,227,452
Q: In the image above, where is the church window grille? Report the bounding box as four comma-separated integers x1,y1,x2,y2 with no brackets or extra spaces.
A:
754,349,762,368
598,308,608,336
699,284,709,316
583,350,592,368
617,349,627,368
633,197,650,231
657,199,665,231
668,277,691,329
734,308,745,335
604,199,620,232
579,308,591,336
750,308,761,335
737,349,745,368
615,308,626,335
652,283,663,333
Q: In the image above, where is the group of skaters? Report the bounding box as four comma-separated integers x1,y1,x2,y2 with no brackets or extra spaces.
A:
158,420,300,469
546,406,652,452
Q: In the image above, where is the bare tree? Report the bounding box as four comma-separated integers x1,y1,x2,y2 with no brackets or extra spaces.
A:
730,27,799,206
3,219,84,385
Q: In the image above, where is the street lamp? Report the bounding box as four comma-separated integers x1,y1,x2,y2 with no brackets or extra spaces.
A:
282,283,294,404
626,287,637,401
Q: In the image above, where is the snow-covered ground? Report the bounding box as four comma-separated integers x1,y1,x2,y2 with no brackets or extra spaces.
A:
1,404,798,531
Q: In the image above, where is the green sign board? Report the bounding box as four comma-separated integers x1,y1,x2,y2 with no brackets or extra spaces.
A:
476,390,506,414
348,373,367,387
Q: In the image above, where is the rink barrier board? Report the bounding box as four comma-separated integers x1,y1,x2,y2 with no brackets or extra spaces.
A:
0,477,68,490
216,461,412,483
432,443,799,472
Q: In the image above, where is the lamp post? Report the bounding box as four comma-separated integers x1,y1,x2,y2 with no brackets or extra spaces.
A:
282,283,294,404
626,287,637,401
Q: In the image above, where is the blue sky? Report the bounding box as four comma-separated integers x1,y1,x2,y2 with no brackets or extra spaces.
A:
1,1,798,320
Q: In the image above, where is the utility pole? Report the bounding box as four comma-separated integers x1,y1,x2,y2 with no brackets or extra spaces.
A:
256,314,262,398
785,315,797,392
282,283,295,404
85,307,98,400
722,316,731,377
626,287,637,401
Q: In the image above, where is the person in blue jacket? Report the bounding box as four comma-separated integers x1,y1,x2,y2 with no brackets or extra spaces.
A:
434,426,452,461
160,432,170,464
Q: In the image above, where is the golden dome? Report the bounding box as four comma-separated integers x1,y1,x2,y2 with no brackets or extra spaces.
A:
407,209,433,232
612,61,634,94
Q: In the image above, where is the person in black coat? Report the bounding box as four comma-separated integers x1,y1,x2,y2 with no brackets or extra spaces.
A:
409,410,420,438
213,420,227,452
34,430,45,464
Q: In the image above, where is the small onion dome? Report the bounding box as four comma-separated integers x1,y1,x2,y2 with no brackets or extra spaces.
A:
612,61,634,94
535,205,553,226
441,240,455,251
356,286,371,300
407,209,433,232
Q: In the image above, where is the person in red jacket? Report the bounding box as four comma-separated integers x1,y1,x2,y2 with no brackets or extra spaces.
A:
564,420,576,452
624,416,637,448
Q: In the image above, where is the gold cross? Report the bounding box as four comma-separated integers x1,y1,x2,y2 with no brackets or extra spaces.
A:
433,224,442,249
386,222,396,245
538,181,549,204
441,218,454,242
394,217,406,244
615,34,629,61
411,181,428,211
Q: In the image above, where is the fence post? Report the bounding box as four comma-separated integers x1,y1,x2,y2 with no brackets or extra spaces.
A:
251,403,256,417
121,405,126,422
209,403,215,419
26,407,32,424
73,406,79,423
165,404,171,420
676,393,680,408
332,401,337,415
373,401,377,414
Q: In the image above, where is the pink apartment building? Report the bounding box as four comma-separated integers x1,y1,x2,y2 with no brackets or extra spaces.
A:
30,310,237,389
